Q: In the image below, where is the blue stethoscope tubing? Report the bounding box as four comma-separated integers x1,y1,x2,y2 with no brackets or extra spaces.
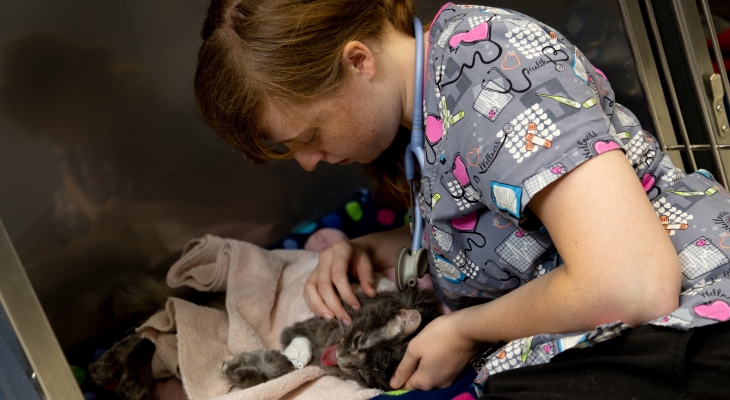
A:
405,16,425,253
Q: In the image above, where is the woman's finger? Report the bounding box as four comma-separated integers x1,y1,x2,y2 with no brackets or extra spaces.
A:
389,348,419,389
303,252,335,319
330,243,361,311
354,250,376,298
317,246,351,324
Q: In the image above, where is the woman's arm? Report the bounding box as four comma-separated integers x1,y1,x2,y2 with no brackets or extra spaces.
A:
391,150,682,390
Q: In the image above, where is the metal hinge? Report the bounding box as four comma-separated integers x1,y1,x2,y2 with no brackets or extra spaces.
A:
706,73,729,138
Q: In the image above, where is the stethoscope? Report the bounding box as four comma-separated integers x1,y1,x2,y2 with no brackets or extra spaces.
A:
395,17,430,292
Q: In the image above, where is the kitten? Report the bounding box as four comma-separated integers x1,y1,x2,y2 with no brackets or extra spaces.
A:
222,287,442,391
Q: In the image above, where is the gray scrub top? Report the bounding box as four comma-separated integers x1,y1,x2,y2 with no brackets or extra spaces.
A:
421,3,730,388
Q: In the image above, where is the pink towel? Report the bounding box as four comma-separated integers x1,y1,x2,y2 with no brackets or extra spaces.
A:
137,235,390,400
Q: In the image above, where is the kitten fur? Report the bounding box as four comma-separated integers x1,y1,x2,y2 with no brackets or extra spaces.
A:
222,287,443,391
90,279,442,398
89,276,225,400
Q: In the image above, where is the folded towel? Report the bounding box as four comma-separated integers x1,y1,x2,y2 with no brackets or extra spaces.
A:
138,235,390,400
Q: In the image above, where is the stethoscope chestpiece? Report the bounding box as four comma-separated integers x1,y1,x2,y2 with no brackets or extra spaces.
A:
395,246,429,292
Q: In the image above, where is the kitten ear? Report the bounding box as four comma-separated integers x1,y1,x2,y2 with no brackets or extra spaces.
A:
362,310,422,349
395,309,422,338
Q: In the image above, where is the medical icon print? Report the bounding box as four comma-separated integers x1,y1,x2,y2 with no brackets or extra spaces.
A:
495,104,559,163
652,314,692,327
504,21,561,60
535,93,581,109
426,96,464,164
692,299,730,322
469,6,515,16
473,80,514,121
653,196,693,236
490,181,522,218
447,211,488,261
437,16,465,48
452,250,481,279
494,229,547,274
677,237,729,280
571,47,589,83
432,225,454,253
441,153,481,210
626,131,656,172
659,154,686,185
501,51,521,70
615,104,639,127
449,21,491,50
522,163,566,198
525,342,554,365
607,124,631,150
433,253,466,284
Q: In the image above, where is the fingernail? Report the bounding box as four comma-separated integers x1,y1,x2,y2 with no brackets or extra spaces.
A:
390,378,399,388
352,304,360,311
343,318,351,326
323,313,332,320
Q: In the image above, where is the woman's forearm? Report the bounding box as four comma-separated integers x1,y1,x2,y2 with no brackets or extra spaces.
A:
456,258,679,345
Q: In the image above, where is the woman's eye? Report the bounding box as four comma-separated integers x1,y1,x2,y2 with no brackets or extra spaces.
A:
303,130,319,145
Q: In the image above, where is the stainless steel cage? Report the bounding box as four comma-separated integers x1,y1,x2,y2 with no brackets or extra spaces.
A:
620,0,730,186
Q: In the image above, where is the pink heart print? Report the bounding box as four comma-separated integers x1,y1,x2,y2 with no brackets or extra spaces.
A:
449,23,489,49
551,165,563,175
593,140,620,155
641,173,656,192
426,115,443,144
696,239,707,247
515,229,525,238
453,155,470,187
451,211,478,232
693,300,730,322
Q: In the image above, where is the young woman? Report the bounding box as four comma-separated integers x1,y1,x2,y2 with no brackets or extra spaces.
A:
194,0,730,397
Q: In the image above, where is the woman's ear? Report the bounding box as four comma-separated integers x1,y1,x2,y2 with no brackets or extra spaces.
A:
342,41,376,80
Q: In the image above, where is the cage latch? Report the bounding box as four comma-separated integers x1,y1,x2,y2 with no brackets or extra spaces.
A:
706,73,729,138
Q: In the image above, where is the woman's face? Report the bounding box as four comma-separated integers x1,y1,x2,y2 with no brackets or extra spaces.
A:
263,73,403,171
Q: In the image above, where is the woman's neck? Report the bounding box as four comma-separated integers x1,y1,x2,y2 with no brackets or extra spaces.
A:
377,25,430,131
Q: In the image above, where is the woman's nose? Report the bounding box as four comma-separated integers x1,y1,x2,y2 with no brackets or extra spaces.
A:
293,150,324,172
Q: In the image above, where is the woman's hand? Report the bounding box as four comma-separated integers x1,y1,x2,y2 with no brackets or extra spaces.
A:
303,226,412,324
303,240,376,324
389,311,483,391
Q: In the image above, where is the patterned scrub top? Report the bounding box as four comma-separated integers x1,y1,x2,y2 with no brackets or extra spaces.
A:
421,3,730,389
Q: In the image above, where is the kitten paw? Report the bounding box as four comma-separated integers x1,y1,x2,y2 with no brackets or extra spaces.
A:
222,350,295,389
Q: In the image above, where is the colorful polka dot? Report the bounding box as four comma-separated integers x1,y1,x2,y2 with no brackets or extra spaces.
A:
292,221,317,234
71,365,86,384
283,239,299,249
377,209,396,226
94,348,106,361
345,201,364,221
383,389,410,396
322,213,343,229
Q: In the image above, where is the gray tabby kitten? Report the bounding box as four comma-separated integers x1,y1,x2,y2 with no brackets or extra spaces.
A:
222,287,442,390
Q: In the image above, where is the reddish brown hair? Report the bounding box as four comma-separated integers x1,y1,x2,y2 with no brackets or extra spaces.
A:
194,0,418,208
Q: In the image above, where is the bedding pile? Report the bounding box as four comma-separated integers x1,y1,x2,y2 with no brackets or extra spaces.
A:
137,235,388,400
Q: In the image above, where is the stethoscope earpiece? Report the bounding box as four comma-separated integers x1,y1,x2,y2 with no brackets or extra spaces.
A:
395,247,429,292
